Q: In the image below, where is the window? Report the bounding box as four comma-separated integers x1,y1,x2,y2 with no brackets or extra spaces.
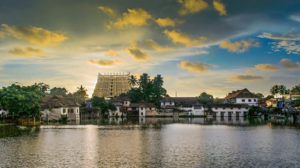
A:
254,99,257,102
242,99,245,102
63,108,66,113
141,112,143,116
141,107,144,110
248,99,252,102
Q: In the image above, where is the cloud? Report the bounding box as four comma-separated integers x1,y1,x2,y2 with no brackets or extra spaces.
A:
0,24,68,46
8,46,44,57
98,5,116,15
213,0,227,16
88,59,122,66
155,17,183,27
258,32,300,54
245,69,254,75
255,64,279,72
164,29,207,47
127,46,150,61
272,40,300,54
227,75,264,82
179,61,209,74
290,14,300,22
178,0,209,16
280,58,300,71
107,8,152,29
258,32,300,41
219,39,259,53
135,39,172,51
104,49,119,57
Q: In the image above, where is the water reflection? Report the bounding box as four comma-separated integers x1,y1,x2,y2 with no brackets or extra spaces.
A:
0,118,300,167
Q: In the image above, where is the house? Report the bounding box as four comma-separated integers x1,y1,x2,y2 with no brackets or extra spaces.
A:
109,96,131,117
160,97,199,108
40,96,80,121
126,102,157,117
208,104,249,117
224,88,258,106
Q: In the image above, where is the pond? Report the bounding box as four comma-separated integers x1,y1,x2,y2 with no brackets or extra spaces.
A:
0,117,300,168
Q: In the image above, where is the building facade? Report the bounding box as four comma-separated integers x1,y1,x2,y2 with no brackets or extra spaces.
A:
224,88,258,106
40,96,80,121
93,73,131,98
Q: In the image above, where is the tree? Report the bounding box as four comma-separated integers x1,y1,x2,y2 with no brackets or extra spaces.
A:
129,75,137,87
197,92,214,106
151,75,167,106
73,85,88,104
270,85,279,95
270,85,288,96
255,93,264,99
291,84,300,94
0,84,43,119
127,88,143,103
91,96,116,115
50,87,68,96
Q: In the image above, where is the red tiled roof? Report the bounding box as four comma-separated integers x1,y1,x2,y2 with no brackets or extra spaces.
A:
225,88,257,100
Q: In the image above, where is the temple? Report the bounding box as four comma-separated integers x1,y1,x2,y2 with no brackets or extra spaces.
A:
92,72,131,98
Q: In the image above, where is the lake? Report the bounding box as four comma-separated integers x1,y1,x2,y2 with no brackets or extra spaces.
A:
1,117,300,168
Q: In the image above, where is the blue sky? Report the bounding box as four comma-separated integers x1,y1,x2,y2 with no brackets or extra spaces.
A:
0,0,299,97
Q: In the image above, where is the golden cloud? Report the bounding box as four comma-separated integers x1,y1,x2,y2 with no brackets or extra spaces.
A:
245,69,254,75
179,61,209,74
88,59,122,66
107,8,152,29
127,46,150,61
104,49,119,57
8,46,44,57
255,64,279,72
164,29,207,47
219,39,259,53
213,0,227,16
98,5,116,15
178,0,209,16
280,58,300,71
1,24,68,46
135,39,172,51
227,75,264,82
155,17,182,27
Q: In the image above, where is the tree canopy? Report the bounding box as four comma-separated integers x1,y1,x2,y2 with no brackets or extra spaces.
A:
91,96,116,115
72,85,88,104
50,87,68,96
0,83,45,118
126,73,167,107
270,85,289,95
197,92,214,106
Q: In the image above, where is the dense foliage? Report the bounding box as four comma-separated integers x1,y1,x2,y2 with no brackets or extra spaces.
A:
0,83,46,118
126,73,167,107
91,96,116,115
270,85,289,95
197,92,214,105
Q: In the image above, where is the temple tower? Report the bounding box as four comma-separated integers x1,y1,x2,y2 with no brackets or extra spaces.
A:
93,72,131,98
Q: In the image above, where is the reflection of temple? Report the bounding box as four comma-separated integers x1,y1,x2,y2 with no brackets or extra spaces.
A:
93,73,131,98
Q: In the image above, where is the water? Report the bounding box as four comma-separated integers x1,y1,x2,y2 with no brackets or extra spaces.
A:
0,118,300,168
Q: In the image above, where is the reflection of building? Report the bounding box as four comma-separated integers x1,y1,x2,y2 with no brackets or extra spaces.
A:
40,96,80,121
93,73,131,98
224,88,258,106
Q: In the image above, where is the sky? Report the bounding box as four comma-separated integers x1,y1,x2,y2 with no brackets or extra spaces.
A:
0,0,299,98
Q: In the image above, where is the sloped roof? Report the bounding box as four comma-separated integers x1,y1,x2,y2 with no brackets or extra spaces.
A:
161,97,199,106
41,95,80,109
111,95,130,102
211,104,249,108
130,102,156,108
225,88,257,99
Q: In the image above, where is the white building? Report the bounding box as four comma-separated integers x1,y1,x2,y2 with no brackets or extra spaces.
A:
0,108,8,116
40,96,80,121
109,96,131,117
127,102,157,117
224,88,258,106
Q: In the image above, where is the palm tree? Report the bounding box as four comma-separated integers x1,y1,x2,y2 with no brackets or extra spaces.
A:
129,75,137,87
270,85,279,95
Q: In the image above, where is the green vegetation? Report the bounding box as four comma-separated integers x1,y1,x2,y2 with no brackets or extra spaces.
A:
197,92,214,105
270,85,289,95
126,73,167,107
91,96,116,115
0,83,46,119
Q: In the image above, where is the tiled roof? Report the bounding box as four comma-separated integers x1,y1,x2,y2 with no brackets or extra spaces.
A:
130,102,156,108
161,97,199,106
225,88,257,99
41,95,80,109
